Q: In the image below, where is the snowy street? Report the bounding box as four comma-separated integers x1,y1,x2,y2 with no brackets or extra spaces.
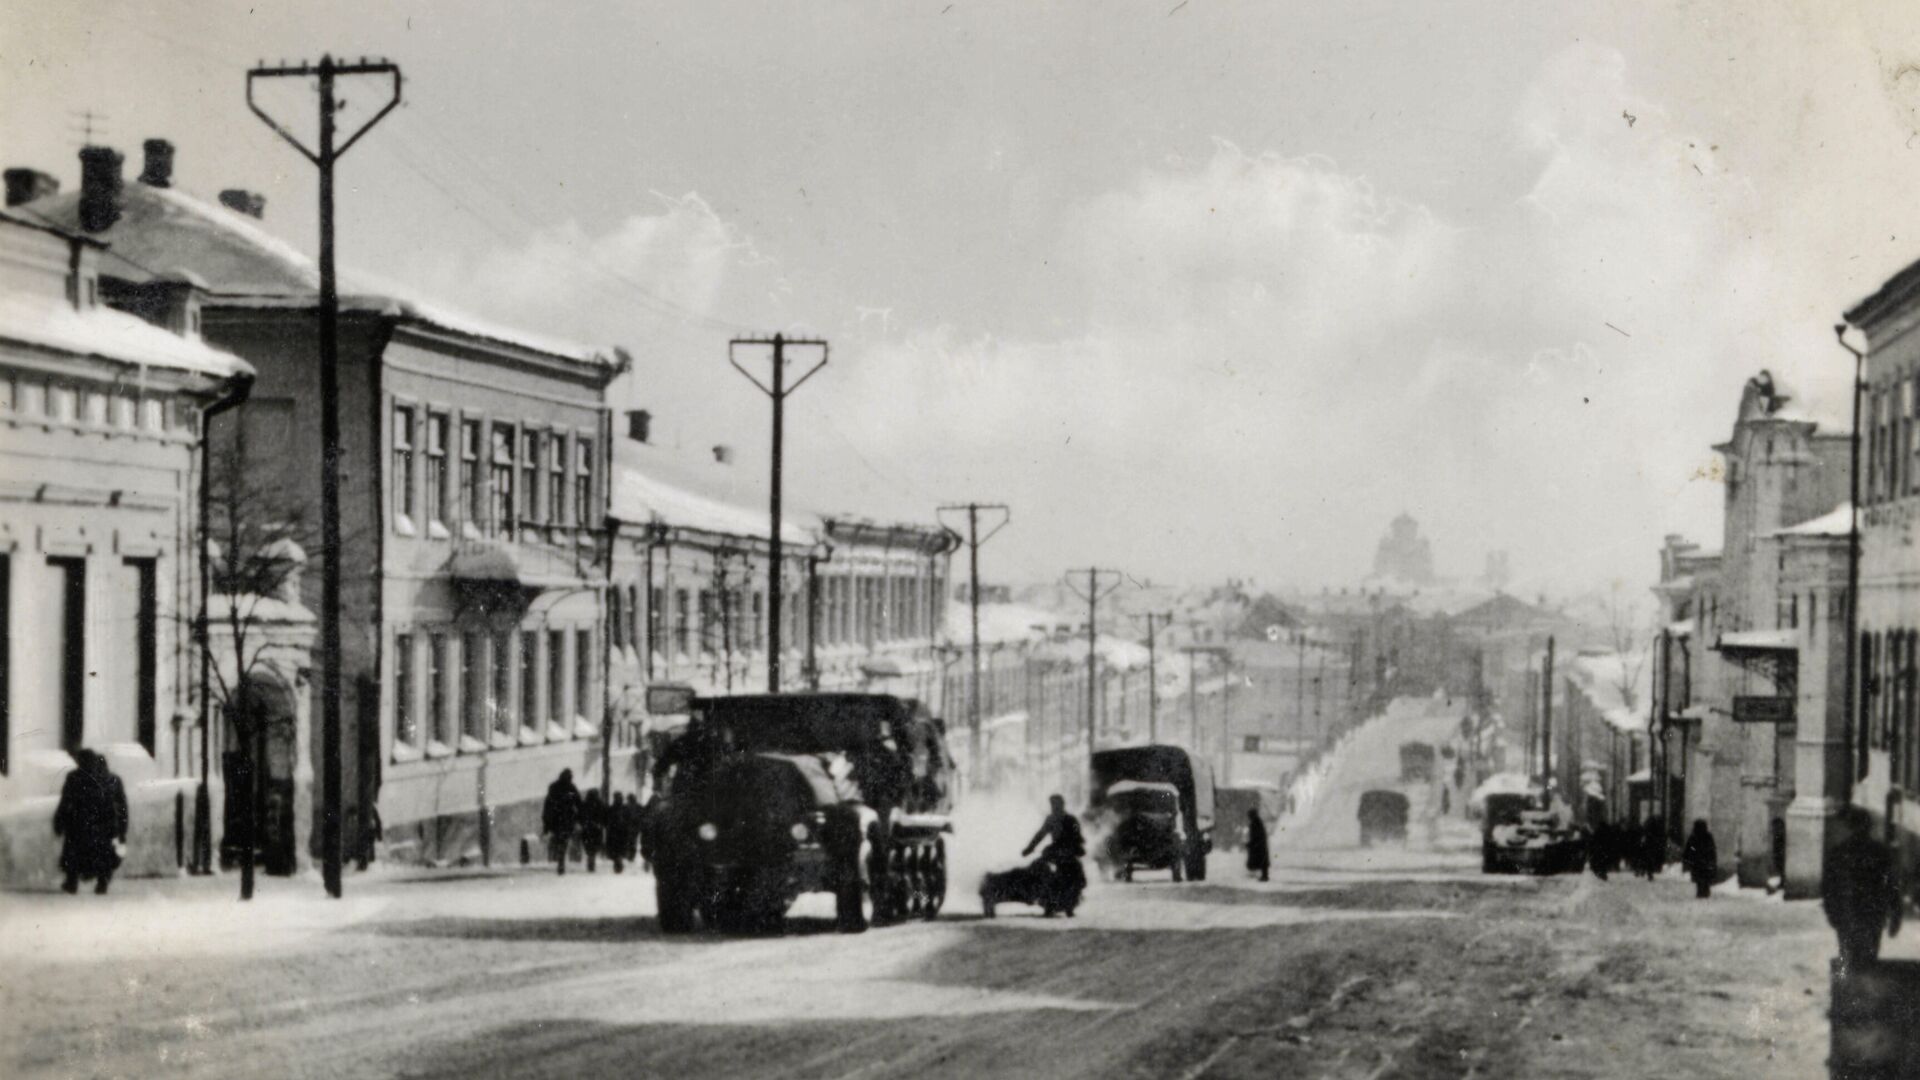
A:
1,699,1836,1080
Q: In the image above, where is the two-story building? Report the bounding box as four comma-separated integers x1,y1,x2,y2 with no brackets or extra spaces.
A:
15,140,625,867
0,195,254,887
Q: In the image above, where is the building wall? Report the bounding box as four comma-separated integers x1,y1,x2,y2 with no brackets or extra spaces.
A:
1776,531,1850,898
0,335,220,885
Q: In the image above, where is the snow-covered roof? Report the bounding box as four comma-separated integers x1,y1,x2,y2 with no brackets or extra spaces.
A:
0,290,251,380
941,601,1065,646
16,184,616,368
1773,502,1855,539
1716,629,1796,652
1564,651,1652,734
611,439,817,546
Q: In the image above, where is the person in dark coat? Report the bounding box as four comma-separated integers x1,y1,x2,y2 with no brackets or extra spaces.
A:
1245,809,1271,882
1588,820,1617,881
542,769,582,875
1823,806,1902,975
1638,816,1666,881
603,793,632,875
623,794,645,863
580,789,608,873
54,749,128,895
1682,819,1718,899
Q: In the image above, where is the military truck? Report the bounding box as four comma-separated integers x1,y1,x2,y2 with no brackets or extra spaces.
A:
1089,745,1215,882
1358,789,1410,846
1398,742,1436,784
646,692,955,934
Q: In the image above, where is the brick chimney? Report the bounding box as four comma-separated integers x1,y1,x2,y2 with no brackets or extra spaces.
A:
626,409,653,444
218,189,266,219
138,138,174,188
712,445,733,465
77,146,124,233
3,168,57,207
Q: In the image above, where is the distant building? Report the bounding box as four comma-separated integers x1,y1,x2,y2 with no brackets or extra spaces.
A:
1371,512,1435,585
0,205,253,886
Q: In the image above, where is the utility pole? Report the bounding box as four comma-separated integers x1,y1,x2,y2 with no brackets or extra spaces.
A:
728,334,828,692
1837,324,1866,799
1135,611,1173,742
1541,636,1556,804
938,503,1010,783
1064,569,1124,758
248,54,402,899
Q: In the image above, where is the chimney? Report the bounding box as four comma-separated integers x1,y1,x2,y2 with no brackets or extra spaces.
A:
218,189,266,219
77,146,124,233
626,409,653,444
4,168,57,207
711,444,734,465
138,138,174,188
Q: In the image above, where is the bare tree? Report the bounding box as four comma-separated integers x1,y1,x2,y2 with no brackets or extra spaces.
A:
1606,585,1650,714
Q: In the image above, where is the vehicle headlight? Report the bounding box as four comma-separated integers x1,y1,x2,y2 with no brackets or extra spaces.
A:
697,823,718,842
790,822,811,842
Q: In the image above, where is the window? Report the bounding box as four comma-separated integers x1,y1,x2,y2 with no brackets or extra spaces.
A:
649,585,664,662
548,629,567,732
392,406,416,526
548,432,568,526
125,558,156,755
610,587,625,650
50,557,85,752
628,585,640,656
674,589,691,655
492,629,513,737
490,425,515,537
752,591,765,652
1905,382,1916,496
520,630,540,731
698,589,715,656
425,412,449,529
575,628,594,723
520,429,541,525
460,418,483,531
394,633,417,748
427,632,449,747
462,631,487,744
575,438,594,530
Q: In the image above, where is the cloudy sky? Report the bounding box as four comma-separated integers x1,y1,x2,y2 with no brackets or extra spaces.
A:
8,0,1920,596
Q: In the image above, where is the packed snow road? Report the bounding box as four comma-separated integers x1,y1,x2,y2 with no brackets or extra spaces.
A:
0,699,1833,1078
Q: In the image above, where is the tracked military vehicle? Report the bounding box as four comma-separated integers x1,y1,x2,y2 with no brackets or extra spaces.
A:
647,692,955,934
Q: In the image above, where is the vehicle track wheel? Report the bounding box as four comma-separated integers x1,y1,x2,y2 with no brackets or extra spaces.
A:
1171,857,1185,883
925,840,947,919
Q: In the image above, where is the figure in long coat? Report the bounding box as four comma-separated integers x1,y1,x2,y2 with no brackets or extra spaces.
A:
54,749,128,895
1681,819,1718,899
542,769,582,875
1245,809,1271,883
1824,807,1902,975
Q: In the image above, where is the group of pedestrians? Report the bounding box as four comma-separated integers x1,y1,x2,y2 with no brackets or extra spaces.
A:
1584,815,1676,884
541,768,647,875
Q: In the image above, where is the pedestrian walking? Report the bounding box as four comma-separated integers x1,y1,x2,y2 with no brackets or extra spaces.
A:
580,789,608,873
53,749,128,895
1244,809,1270,883
603,793,631,875
1823,806,1902,976
1638,816,1666,881
622,793,644,864
1682,819,1718,899
542,769,582,875
1588,820,1617,881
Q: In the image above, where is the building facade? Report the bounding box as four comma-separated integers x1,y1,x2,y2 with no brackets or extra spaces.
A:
16,141,624,867
0,204,253,886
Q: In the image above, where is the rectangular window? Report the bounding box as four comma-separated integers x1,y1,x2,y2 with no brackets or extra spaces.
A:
462,631,487,744
50,557,85,752
698,589,715,656
574,438,594,531
520,430,541,525
575,628,593,725
126,558,156,755
394,633,417,748
1904,381,1915,496
649,585,664,656
548,432,568,526
674,589,691,655
425,412,449,529
392,406,416,525
610,587,625,651
490,425,515,537
548,629,567,731
521,630,540,730
492,629,514,737
460,418,483,532
628,585,641,656
427,632,449,747
752,591,765,652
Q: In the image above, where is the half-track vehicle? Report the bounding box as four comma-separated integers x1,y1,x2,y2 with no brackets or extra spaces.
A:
648,692,954,934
